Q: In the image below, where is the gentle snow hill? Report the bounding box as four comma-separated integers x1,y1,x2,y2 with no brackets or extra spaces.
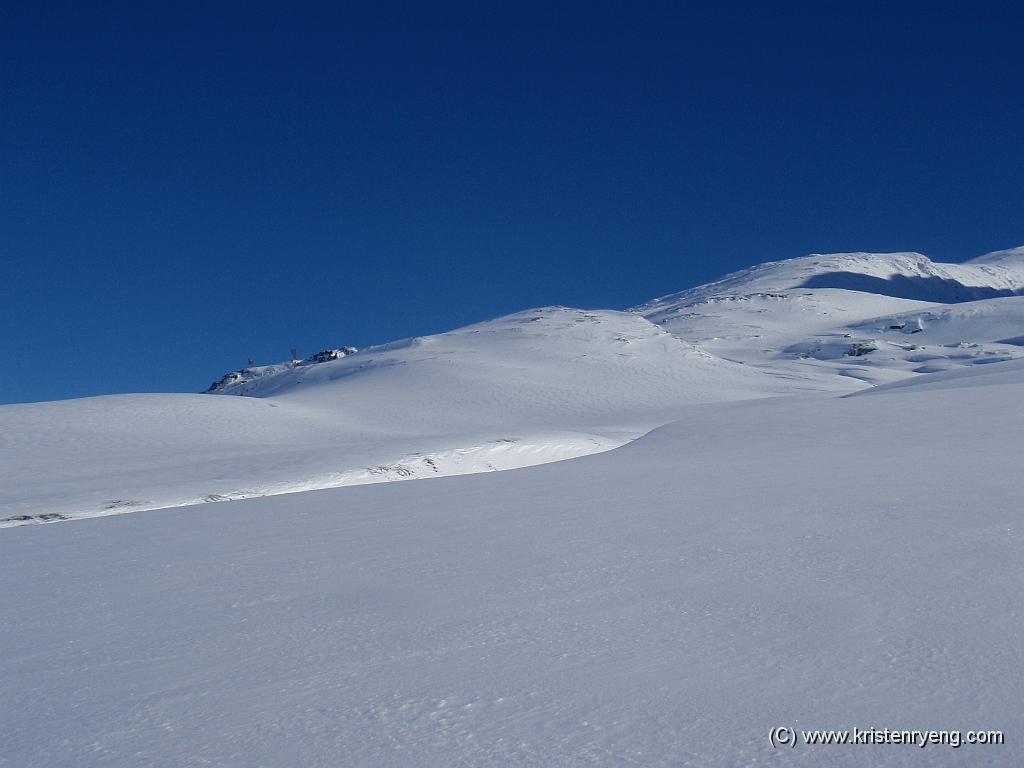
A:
0,308,802,524
963,244,1024,267
2,353,1021,767
200,307,800,429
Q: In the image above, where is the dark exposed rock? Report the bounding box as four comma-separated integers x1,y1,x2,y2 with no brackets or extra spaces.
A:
3,512,68,524
304,347,358,364
202,347,358,393
846,341,878,357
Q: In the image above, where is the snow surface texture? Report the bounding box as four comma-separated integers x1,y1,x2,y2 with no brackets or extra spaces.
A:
2,358,1022,767
4,248,1024,525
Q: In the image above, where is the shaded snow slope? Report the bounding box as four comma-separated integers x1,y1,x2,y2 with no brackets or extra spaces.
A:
636,250,1024,309
1,308,799,524
2,357,1021,767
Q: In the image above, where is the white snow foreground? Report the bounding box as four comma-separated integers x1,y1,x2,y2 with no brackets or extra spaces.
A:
4,248,1024,525
2,358,1022,767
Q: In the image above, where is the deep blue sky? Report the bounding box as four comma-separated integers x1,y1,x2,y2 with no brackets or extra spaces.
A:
3,2,1023,403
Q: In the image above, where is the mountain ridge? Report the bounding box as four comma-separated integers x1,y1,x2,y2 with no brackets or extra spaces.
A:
634,248,1024,315
203,248,1024,398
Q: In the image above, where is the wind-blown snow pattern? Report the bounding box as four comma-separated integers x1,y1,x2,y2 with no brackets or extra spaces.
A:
2,247,1024,766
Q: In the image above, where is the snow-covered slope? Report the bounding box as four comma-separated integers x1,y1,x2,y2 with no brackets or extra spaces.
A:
637,250,1024,308
0,308,800,524
634,249,1024,388
963,244,1024,267
4,248,1024,526
3,355,1021,767
3,245,1024,765
199,306,811,426
840,297,1024,374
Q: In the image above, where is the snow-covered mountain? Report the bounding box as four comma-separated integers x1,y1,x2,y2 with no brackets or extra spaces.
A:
637,249,1024,307
3,247,1024,525
635,249,1024,387
4,246,1024,767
